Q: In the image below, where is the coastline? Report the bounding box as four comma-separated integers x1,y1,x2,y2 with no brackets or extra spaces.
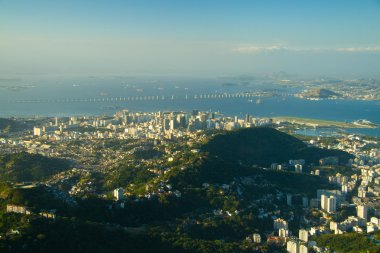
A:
273,116,377,129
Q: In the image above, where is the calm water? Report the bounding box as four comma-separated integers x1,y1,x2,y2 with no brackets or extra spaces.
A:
1,75,380,136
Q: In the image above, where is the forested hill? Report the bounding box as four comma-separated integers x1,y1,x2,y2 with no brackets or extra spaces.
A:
202,127,352,166
0,152,70,182
0,118,28,133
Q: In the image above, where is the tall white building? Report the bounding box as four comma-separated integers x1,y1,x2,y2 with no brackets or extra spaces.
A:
287,239,308,253
357,205,368,220
33,127,42,136
299,244,308,253
279,228,289,238
113,188,124,201
299,229,308,242
286,240,299,253
321,195,328,210
321,194,336,213
342,184,348,194
327,196,336,213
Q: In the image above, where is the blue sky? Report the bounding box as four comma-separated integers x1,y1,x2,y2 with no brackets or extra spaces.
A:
1,0,379,76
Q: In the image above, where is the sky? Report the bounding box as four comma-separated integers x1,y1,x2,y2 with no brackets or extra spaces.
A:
0,0,380,77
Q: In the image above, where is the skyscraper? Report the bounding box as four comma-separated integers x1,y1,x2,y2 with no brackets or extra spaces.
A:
113,188,124,201
245,114,250,123
321,194,336,213
327,196,336,213
321,195,328,210
279,228,289,237
299,244,308,253
357,205,368,220
286,240,299,253
299,229,308,242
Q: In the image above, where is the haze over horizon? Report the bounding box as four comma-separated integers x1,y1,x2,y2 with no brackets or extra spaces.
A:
1,0,380,77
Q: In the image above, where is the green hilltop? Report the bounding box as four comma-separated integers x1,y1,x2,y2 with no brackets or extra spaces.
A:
165,127,348,196
202,127,352,167
0,152,70,183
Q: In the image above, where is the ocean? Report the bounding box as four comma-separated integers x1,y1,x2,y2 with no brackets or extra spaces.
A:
1,75,380,136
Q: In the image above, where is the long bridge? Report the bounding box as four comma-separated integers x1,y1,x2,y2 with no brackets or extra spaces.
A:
7,92,269,104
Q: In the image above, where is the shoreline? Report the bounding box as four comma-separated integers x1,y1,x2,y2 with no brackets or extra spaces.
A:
273,116,377,129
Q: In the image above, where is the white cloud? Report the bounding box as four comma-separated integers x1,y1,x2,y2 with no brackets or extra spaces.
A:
233,44,380,54
233,45,288,53
336,47,380,52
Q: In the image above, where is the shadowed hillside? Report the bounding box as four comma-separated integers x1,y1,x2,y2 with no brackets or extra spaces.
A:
202,127,352,166
0,152,70,182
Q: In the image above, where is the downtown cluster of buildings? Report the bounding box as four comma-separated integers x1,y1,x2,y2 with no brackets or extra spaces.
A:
0,109,273,159
30,110,272,141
